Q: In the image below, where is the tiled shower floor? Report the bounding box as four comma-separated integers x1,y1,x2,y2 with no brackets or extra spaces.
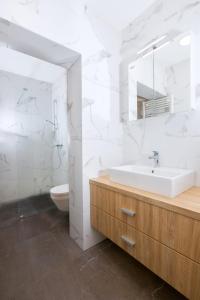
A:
0,197,186,299
0,194,55,230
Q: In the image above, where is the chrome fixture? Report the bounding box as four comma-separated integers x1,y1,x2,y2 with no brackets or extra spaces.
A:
149,151,159,167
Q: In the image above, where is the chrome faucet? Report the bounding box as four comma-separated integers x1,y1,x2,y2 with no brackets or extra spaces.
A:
149,151,159,168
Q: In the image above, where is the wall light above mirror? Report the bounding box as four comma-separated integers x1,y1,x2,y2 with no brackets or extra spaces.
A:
128,32,192,121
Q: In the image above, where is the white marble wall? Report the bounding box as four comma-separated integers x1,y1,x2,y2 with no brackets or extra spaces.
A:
52,72,69,187
121,0,200,186
0,0,123,249
67,57,84,248
1,0,200,250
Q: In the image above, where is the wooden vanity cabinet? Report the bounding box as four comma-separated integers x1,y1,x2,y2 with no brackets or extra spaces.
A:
90,177,200,300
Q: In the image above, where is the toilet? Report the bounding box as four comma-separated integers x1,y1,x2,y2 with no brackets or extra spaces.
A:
50,184,69,211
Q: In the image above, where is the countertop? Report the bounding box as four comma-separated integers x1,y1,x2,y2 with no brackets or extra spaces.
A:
90,176,200,221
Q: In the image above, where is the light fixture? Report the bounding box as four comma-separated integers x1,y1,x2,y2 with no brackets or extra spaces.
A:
137,35,167,55
179,35,191,46
142,41,170,58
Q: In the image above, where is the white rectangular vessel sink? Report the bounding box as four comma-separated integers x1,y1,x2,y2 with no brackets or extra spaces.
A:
107,165,195,198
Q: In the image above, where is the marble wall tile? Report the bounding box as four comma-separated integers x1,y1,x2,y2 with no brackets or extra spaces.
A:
52,71,69,187
0,0,123,249
2,0,200,251
120,0,200,121
121,0,200,57
121,0,200,187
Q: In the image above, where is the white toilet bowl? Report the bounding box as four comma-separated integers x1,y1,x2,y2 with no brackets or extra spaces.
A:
50,184,69,212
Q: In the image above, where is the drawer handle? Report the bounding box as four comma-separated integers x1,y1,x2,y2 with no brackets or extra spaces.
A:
120,235,136,247
121,208,136,217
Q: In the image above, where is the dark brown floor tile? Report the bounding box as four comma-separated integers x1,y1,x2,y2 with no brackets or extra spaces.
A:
0,210,66,257
0,202,19,229
11,263,98,300
51,223,82,261
0,200,186,300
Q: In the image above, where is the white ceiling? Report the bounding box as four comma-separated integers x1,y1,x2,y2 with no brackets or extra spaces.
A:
86,0,156,31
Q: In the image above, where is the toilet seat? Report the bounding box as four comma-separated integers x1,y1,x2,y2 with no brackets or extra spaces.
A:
50,184,69,197
50,184,69,211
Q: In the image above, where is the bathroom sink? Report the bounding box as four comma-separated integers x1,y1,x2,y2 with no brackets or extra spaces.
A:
107,165,195,198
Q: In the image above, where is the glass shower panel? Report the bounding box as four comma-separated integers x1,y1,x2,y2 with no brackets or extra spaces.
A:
0,48,68,219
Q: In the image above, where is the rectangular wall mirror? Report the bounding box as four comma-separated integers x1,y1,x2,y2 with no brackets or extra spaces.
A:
128,32,191,120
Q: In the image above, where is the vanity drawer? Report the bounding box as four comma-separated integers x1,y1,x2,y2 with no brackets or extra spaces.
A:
91,205,200,300
114,219,200,300
137,201,200,264
115,194,137,227
91,205,115,241
91,184,200,263
90,184,116,216
91,205,136,256
116,193,200,263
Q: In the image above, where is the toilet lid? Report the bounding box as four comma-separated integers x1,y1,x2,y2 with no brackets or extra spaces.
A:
50,184,69,196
